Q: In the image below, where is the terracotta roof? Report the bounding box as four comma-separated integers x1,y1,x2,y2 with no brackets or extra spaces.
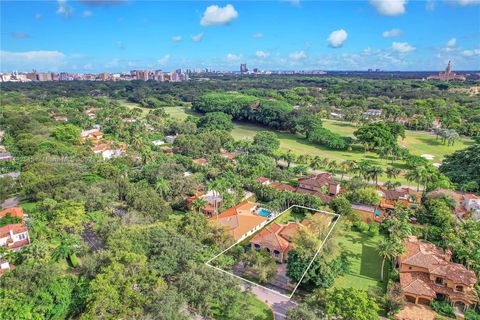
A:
0,223,28,238
255,177,270,183
209,201,267,241
270,181,296,192
193,158,208,165
251,222,302,252
400,272,437,298
0,207,24,220
298,173,339,187
295,187,333,203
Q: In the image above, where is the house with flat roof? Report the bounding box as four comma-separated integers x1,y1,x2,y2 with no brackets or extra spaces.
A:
399,236,478,313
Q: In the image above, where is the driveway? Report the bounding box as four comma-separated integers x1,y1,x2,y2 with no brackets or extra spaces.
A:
242,283,298,320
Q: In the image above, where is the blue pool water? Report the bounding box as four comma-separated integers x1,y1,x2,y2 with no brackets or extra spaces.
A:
257,208,272,217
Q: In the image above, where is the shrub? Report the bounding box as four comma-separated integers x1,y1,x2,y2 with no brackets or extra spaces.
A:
465,309,480,320
368,223,380,236
353,221,369,233
431,300,455,318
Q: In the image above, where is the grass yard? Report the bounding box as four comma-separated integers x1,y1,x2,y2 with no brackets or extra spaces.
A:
213,295,273,320
164,105,201,121
117,99,151,117
322,119,473,162
332,225,387,292
20,201,38,212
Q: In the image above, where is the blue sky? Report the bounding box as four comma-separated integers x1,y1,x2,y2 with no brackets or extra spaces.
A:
1,0,479,72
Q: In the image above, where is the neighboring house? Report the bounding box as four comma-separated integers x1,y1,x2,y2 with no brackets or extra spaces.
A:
255,177,296,192
160,146,174,155
427,189,480,220
0,207,30,276
81,128,104,142
208,201,267,241
364,109,383,117
0,152,14,161
295,173,340,203
152,140,165,146
91,143,126,160
351,203,384,223
186,190,222,216
193,158,208,166
53,115,68,122
122,118,138,123
165,135,178,143
399,236,478,313
378,187,421,211
84,108,99,119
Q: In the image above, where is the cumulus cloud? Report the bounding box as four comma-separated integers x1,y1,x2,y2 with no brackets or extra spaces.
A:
392,42,416,53
157,54,171,66
446,38,457,47
82,10,93,17
289,51,307,60
255,51,269,58
200,4,238,26
191,32,204,42
172,35,182,43
56,0,73,18
253,32,263,38
11,32,30,39
0,50,66,71
462,49,480,56
226,53,242,62
369,0,407,16
327,29,348,48
382,28,403,38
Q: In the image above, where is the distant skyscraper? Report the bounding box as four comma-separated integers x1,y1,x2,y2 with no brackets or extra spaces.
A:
240,63,248,73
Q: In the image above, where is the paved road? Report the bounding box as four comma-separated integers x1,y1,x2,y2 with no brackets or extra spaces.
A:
241,283,297,320
1,196,21,210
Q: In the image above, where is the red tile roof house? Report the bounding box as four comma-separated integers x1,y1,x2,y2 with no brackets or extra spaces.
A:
186,190,222,216
250,222,302,263
398,236,478,313
0,207,30,275
255,177,296,192
208,201,267,242
427,189,480,220
295,173,340,203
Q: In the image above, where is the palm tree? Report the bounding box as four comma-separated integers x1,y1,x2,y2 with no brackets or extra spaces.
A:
386,167,401,180
283,150,296,169
51,233,80,267
339,160,351,181
192,197,208,214
368,166,384,186
405,167,426,191
327,160,338,173
155,178,170,198
378,239,395,282
131,134,144,150
310,156,323,171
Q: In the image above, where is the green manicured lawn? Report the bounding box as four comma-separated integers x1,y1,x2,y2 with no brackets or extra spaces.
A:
20,201,38,212
322,119,473,162
117,100,151,116
164,105,201,120
213,295,273,320
332,226,387,292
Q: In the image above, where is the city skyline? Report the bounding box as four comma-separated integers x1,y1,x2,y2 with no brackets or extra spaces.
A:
1,0,480,72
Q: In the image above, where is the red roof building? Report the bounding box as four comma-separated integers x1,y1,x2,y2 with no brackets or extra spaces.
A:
399,236,478,312
0,207,30,276
295,173,340,203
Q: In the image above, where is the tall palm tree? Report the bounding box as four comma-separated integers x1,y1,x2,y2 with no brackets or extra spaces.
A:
327,160,338,174
378,239,395,282
310,156,323,171
339,160,351,181
192,197,209,214
368,166,384,186
405,167,426,191
386,167,401,180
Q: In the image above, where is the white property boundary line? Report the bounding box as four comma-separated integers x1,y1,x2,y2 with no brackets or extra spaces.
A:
205,205,341,300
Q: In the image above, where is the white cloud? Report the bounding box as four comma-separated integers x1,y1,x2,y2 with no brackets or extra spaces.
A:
157,54,171,66
392,42,416,53
289,51,307,60
253,32,263,39
191,32,204,42
226,53,242,62
455,0,480,5
11,32,30,39
382,28,403,38
462,49,480,56
327,29,348,48
0,50,66,71
200,4,238,26
369,0,407,16
82,10,93,17
172,35,182,43
426,0,435,10
255,51,269,58
56,0,73,18
446,38,457,47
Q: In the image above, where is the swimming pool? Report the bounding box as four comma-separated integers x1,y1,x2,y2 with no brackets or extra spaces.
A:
257,208,272,217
